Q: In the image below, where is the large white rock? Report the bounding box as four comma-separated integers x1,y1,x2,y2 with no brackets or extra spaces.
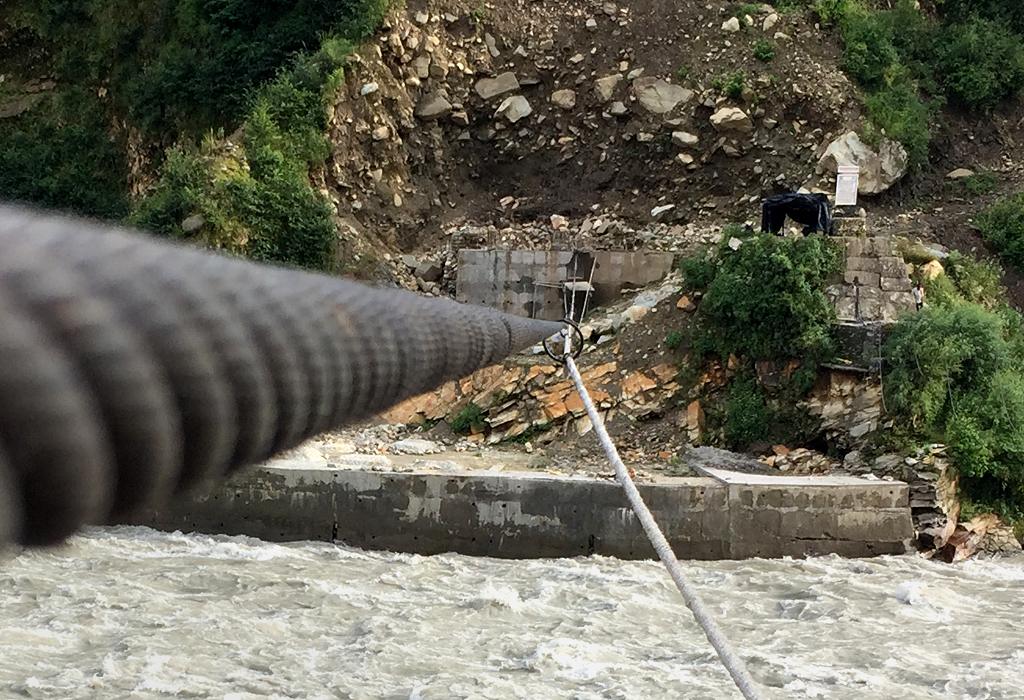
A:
415,93,452,120
632,78,693,114
594,74,623,102
817,130,908,195
495,95,533,123
710,107,753,133
475,72,520,100
550,89,577,109
671,131,699,147
722,17,741,32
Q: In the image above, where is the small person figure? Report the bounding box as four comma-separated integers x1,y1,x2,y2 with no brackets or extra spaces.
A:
912,281,925,311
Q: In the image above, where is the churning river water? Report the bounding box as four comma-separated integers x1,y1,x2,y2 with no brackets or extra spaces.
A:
0,527,1021,699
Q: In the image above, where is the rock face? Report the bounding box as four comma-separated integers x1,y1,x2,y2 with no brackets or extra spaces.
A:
495,95,532,123
817,131,908,195
475,72,520,100
550,89,577,109
710,107,753,133
414,93,452,120
632,78,693,114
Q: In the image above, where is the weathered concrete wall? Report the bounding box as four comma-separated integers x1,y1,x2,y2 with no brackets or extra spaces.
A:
136,466,912,560
455,248,675,320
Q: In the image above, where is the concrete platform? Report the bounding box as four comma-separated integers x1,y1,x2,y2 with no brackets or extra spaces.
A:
134,463,913,560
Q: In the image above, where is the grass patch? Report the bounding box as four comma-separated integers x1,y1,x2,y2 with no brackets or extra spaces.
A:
753,40,776,62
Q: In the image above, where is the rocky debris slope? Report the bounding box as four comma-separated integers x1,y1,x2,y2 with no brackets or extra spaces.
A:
316,0,863,266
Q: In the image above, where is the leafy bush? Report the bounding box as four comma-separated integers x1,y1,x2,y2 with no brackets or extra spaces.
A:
132,39,346,270
862,77,932,168
841,6,899,88
935,17,1024,109
723,377,772,449
665,330,684,350
12,0,391,136
0,89,129,218
712,71,747,100
753,40,776,62
975,192,1024,269
960,170,999,196
679,249,718,291
943,253,1006,309
450,403,486,434
885,303,1024,505
685,228,843,361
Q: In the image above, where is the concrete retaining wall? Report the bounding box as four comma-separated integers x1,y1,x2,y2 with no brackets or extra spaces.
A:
136,466,912,560
455,249,675,320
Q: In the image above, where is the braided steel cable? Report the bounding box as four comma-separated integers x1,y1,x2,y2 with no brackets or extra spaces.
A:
0,205,562,547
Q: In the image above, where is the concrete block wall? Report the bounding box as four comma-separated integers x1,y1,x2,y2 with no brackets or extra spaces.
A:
135,466,912,560
455,249,675,319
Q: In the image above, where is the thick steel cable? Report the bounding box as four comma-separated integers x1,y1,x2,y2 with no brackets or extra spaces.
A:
564,354,764,700
0,205,561,547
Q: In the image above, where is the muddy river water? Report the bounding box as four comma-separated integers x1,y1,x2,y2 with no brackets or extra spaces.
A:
0,527,1020,699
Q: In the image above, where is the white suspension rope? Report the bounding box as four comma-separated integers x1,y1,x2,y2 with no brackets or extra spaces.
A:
564,354,764,700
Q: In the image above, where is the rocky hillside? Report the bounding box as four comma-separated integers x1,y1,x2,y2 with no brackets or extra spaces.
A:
315,0,1024,273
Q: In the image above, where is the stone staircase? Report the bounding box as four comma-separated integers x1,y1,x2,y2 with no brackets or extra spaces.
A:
830,235,916,324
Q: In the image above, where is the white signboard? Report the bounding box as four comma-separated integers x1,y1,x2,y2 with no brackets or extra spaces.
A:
835,165,860,206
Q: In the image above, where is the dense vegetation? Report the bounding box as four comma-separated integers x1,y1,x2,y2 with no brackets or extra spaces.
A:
788,0,1024,167
975,192,1024,270
0,0,390,269
678,227,843,449
886,254,1024,524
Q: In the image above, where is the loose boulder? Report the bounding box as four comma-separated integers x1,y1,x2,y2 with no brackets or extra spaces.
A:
817,131,908,195
415,93,453,120
710,107,753,133
475,72,520,100
594,74,623,102
495,95,533,123
671,131,699,147
551,89,577,109
632,78,693,114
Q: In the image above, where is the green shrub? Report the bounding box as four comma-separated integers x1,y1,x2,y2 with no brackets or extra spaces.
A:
0,89,129,219
680,249,718,291
723,377,772,449
943,253,1006,308
961,170,1000,196
753,40,776,62
935,17,1024,109
132,39,347,270
862,77,932,168
975,192,1024,269
841,6,899,87
712,71,747,100
731,3,761,20
686,230,843,361
450,403,486,434
885,302,1024,509
13,0,391,136
665,330,684,350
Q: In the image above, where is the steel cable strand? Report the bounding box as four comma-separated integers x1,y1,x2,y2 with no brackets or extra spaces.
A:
565,355,764,700
0,446,22,545
0,240,182,520
11,214,239,492
173,251,310,458
0,205,563,544
0,295,114,545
